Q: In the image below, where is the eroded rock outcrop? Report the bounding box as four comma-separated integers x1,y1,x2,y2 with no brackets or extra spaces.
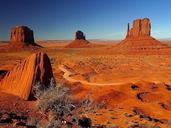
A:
0,52,54,100
65,30,90,48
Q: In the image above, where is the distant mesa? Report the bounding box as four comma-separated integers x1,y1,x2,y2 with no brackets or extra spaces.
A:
117,18,169,52
10,26,41,48
65,30,91,48
0,52,54,100
75,30,86,40
0,26,41,52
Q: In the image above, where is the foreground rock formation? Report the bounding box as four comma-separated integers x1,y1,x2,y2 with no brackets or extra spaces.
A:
117,18,170,53
0,52,54,100
65,30,90,48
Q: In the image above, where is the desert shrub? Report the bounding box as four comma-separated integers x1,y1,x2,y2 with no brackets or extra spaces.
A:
127,122,160,128
96,100,106,109
34,79,72,114
36,86,72,117
81,95,94,112
26,117,37,127
33,78,96,128
32,78,56,99
43,118,62,128
33,79,75,128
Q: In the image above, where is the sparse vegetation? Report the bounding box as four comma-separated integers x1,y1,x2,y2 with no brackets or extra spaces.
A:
26,117,37,127
32,79,95,128
32,79,75,127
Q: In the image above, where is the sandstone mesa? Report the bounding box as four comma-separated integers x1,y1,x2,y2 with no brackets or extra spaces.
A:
10,26,35,44
0,26,41,52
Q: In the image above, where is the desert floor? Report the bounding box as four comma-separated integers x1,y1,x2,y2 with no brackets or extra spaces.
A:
0,40,171,127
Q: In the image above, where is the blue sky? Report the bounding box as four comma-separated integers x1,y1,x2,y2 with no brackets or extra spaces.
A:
0,0,171,40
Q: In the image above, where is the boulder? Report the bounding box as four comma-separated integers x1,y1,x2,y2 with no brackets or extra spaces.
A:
0,52,54,100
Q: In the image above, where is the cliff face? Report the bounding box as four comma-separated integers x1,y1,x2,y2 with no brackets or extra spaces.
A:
127,18,151,38
0,52,54,100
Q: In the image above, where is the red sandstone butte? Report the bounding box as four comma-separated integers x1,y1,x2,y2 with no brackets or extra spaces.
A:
10,26,35,44
65,30,90,48
3,26,42,51
119,18,168,48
